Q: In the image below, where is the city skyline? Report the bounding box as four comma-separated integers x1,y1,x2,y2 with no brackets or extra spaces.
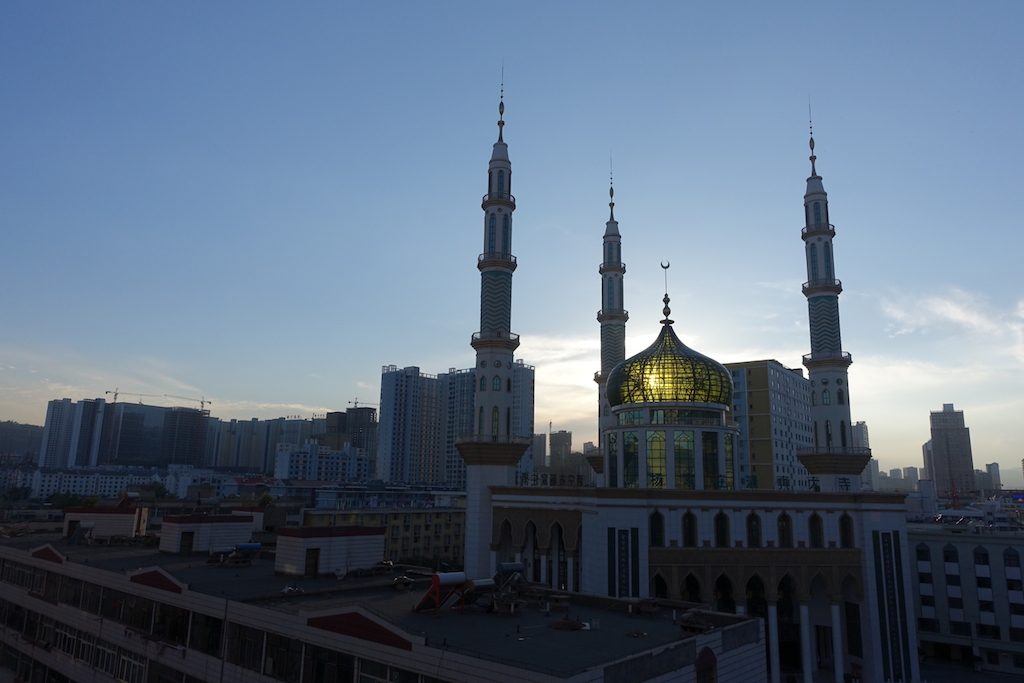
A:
2,4,1022,485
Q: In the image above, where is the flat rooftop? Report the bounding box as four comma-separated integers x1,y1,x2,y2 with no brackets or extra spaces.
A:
3,534,758,678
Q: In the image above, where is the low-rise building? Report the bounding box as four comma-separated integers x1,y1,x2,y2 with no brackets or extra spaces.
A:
159,514,253,554
303,508,464,566
62,498,149,540
275,526,385,577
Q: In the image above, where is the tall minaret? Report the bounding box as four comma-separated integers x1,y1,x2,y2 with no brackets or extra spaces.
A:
592,179,627,477
797,128,871,491
457,89,529,578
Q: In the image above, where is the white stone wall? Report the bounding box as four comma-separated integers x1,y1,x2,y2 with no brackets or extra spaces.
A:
159,520,252,554
275,534,385,576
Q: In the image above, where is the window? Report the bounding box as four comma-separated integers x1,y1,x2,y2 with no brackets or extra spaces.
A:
946,574,961,586
950,621,971,636
813,202,822,225
675,430,695,490
809,243,819,280
943,545,958,563
683,512,698,548
777,514,793,549
492,376,501,391
226,623,264,672
921,594,935,606
979,600,994,612
821,389,830,406
918,618,939,633
647,431,666,488
502,215,510,254
977,624,1001,640
695,647,717,683
839,514,854,548
975,547,990,565
1006,548,1021,567
837,389,845,405
948,596,963,609
497,170,505,194
714,512,730,548
491,407,499,437
824,243,833,278
649,511,665,548
623,432,639,488
809,514,824,549
487,214,496,253
978,576,992,588
1008,578,1023,591
479,376,486,391
746,514,762,548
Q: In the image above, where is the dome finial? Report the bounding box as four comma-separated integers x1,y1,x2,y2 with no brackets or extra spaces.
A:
808,101,818,176
497,65,505,143
660,261,673,325
608,152,615,221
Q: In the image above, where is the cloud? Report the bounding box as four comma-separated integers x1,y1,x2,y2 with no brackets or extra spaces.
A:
880,288,1004,337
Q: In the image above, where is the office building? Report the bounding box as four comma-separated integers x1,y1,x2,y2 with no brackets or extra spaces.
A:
928,403,976,500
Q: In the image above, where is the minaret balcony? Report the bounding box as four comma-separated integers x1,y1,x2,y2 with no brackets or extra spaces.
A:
802,278,842,296
801,223,835,240
597,309,629,323
471,331,520,351
478,253,517,271
481,192,516,209
598,261,626,275
802,351,852,369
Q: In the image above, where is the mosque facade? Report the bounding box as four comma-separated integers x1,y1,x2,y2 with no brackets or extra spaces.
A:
460,98,920,683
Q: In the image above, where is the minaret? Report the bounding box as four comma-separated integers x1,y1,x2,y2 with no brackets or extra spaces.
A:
457,89,529,578
797,128,871,491
592,178,627,477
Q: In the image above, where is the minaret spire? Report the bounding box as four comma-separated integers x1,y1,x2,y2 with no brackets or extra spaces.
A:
595,169,629,475
796,126,871,492
457,92,528,579
808,107,818,176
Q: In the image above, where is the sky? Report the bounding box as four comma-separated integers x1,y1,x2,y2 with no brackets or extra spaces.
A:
1,2,1022,485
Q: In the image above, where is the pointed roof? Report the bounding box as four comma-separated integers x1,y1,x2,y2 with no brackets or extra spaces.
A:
805,130,826,197
604,182,620,237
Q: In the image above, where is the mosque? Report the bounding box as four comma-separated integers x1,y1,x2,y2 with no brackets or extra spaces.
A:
456,96,920,683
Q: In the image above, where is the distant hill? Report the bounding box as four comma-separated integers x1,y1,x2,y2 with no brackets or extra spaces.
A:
0,420,43,457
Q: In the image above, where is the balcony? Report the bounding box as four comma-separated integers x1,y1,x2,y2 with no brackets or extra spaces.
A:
802,351,852,367
481,192,516,208
802,278,842,295
596,308,628,323
470,330,521,350
795,446,872,458
801,223,835,239
599,261,626,274
477,252,517,270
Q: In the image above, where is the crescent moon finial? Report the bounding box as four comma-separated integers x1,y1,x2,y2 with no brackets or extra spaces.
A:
660,260,670,269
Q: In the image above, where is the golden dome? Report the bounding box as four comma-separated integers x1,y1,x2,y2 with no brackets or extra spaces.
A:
606,321,732,407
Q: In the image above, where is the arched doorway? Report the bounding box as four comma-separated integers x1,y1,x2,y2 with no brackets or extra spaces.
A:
777,574,801,675
682,574,701,603
651,573,668,599
713,574,736,613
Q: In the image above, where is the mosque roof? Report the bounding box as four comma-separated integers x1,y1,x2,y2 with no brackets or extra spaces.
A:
606,294,732,407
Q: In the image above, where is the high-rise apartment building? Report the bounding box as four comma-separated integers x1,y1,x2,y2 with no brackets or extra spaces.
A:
379,361,534,487
726,360,813,490
987,462,1002,492
38,398,75,468
903,466,919,491
928,403,975,499
549,430,572,466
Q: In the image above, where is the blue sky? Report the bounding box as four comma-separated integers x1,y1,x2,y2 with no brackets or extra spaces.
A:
2,3,1022,484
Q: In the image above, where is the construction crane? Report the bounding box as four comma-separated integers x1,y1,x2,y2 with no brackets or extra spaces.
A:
165,394,212,411
105,388,161,403
348,398,379,408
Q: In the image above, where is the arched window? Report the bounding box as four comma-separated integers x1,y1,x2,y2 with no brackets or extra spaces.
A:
492,376,501,391
813,201,822,225
840,420,847,447
746,513,762,548
943,544,958,564
683,512,698,548
649,511,665,548
714,512,730,548
809,243,819,280
777,514,793,548
1005,548,1020,568
506,378,512,392
478,407,484,434
497,170,505,194
491,407,499,437
696,647,718,683
809,513,824,549
683,574,701,602
916,543,930,562
488,171,494,193
824,243,833,278
837,389,845,405
839,514,854,549
487,214,497,253
822,389,831,406
974,546,989,566
479,376,487,391
502,215,510,254
825,420,833,447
